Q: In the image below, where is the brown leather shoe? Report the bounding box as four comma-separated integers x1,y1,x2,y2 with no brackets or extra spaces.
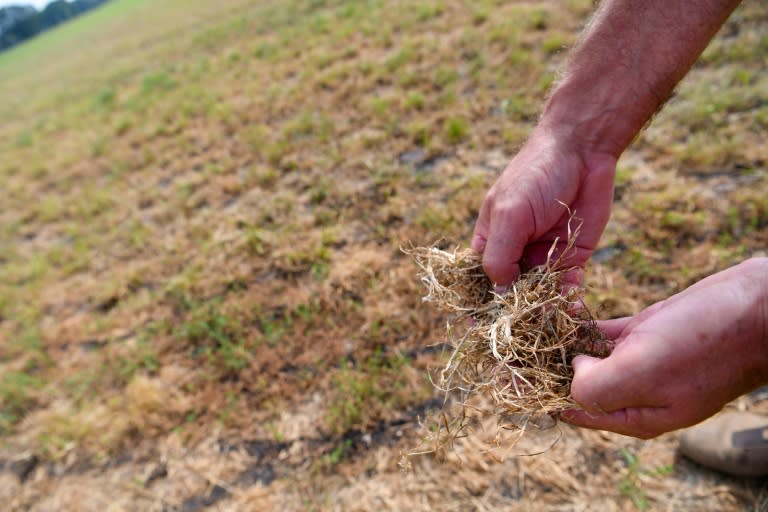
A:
679,411,768,477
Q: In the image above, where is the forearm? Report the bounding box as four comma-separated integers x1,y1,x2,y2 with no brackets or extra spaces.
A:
539,0,742,157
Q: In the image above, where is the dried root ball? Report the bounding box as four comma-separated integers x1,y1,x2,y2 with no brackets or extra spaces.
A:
407,238,612,419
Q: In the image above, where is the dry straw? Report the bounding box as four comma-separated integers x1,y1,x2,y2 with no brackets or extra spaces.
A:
405,219,611,457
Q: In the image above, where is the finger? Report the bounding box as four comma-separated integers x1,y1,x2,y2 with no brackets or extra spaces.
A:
569,355,603,413
560,266,585,292
471,197,491,254
522,239,593,271
594,300,668,344
568,152,616,245
484,257,522,289
480,198,535,287
594,317,631,340
523,240,592,291
561,406,666,439
569,353,652,413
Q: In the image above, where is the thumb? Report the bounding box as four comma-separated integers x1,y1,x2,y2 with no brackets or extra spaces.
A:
564,354,664,439
569,354,618,413
560,355,614,428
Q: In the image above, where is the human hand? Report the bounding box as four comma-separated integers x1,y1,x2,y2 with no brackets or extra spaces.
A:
563,257,768,438
471,128,616,289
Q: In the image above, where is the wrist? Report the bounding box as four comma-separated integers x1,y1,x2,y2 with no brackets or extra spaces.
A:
526,115,619,183
742,257,768,385
537,77,653,159
753,257,768,355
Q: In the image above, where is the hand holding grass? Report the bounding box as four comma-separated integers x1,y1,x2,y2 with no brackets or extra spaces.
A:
473,0,741,289
470,129,615,289
564,258,768,438
473,0,750,440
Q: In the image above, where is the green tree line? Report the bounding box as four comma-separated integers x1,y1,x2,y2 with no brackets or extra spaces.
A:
0,0,111,51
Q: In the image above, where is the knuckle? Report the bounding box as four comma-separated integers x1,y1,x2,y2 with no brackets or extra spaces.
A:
493,200,516,217
484,186,500,205
622,408,662,439
743,256,768,274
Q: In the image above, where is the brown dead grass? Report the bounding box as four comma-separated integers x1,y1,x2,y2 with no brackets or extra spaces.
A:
1,0,767,510
406,222,611,458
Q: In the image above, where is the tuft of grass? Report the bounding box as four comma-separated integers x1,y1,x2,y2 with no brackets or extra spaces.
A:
15,131,34,148
444,117,469,144
0,371,42,433
542,32,570,54
415,3,443,23
472,7,489,25
527,8,550,30
325,349,414,434
317,439,353,471
141,71,177,94
175,300,251,374
433,66,458,89
93,87,117,111
385,44,416,73
500,94,538,122
415,205,457,233
405,90,426,111
115,336,161,384
405,120,432,146
618,447,674,510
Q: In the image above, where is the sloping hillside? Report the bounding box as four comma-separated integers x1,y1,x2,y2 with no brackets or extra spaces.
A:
1,0,767,509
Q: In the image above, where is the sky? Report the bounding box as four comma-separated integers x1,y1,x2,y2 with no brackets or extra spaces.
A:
0,1,50,9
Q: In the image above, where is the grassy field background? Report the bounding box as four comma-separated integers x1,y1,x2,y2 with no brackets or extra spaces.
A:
1,0,767,510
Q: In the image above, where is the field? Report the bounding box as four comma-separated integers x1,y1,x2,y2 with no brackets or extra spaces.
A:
1,0,767,509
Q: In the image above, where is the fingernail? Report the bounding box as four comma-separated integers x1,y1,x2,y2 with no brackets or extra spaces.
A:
494,285,509,295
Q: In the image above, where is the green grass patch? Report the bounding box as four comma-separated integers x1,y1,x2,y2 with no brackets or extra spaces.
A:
175,299,251,374
0,371,43,433
444,117,469,144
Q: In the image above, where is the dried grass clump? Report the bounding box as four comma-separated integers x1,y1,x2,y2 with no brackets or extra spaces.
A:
405,226,611,456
